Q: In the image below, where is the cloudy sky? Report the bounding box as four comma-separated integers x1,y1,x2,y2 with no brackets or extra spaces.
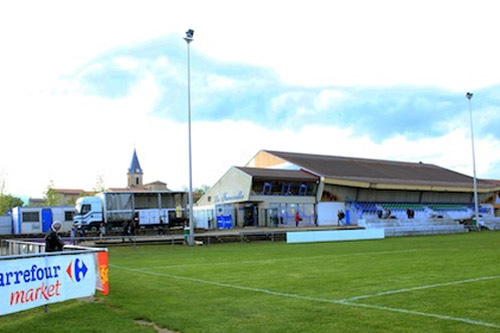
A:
1,0,500,198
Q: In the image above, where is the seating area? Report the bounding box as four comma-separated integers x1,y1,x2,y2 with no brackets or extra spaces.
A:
358,218,467,236
427,204,469,219
354,202,499,236
355,202,496,221
481,218,500,231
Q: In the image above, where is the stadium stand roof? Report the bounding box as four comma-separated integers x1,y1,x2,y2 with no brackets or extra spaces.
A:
251,150,500,193
234,166,318,182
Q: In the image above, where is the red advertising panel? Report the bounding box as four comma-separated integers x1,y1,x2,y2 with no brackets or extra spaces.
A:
96,251,109,295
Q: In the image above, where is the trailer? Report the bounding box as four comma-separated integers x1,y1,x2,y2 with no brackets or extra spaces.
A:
73,190,189,232
0,216,12,235
10,206,75,235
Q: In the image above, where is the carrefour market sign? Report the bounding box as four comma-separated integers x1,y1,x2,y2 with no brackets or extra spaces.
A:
0,253,96,316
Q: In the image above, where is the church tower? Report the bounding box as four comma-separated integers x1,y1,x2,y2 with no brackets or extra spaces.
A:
127,149,143,188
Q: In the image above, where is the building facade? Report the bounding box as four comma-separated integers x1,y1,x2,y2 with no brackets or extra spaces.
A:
196,166,319,229
196,150,500,229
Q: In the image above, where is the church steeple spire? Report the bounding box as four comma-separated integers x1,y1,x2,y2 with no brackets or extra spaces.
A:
127,149,143,188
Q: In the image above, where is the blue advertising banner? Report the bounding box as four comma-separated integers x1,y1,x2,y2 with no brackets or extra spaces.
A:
0,253,96,316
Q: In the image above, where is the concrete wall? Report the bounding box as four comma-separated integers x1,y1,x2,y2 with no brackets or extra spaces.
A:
197,167,252,206
287,229,385,243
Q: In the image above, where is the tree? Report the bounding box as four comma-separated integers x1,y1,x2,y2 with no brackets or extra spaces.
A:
92,173,106,194
193,185,210,203
0,169,7,195
44,180,62,206
0,194,24,215
194,185,210,196
181,185,210,203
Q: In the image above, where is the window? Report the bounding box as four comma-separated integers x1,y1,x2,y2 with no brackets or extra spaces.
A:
22,212,39,222
81,204,91,214
64,211,74,221
262,182,272,194
299,184,308,196
281,182,291,195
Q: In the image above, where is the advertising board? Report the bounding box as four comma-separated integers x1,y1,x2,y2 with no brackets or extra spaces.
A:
0,253,99,316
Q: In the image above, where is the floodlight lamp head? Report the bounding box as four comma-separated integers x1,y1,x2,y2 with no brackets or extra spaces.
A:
466,92,473,100
184,29,194,43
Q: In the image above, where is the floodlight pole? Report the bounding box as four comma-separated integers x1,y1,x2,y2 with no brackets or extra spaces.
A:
184,29,195,245
466,92,480,229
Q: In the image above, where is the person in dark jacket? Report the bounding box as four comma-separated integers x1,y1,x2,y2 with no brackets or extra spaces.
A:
45,221,65,252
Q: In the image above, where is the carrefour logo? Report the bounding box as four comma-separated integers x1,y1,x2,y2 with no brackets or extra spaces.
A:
66,258,88,283
0,254,98,315
0,257,90,306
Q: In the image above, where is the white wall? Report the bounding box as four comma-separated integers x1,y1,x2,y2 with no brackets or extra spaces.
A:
0,216,11,235
194,206,215,229
317,202,345,225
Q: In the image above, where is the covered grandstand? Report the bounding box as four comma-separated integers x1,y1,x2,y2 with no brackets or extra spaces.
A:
244,150,500,234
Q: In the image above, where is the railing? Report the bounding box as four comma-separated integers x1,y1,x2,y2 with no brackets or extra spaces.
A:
0,239,108,257
353,202,496,220
1,239,45,256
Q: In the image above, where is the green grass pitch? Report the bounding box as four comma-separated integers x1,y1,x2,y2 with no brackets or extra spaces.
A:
1,231,499,332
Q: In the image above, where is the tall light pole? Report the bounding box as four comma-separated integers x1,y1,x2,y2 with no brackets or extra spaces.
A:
466,92,480,229
184,29,195,245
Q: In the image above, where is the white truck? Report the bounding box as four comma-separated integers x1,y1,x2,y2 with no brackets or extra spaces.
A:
73,190,188,232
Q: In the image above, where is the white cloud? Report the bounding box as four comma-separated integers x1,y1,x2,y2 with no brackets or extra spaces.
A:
3,96,500,198
2,0,500,199
113,57,141,71
315,90,348,111
156,56,182,79
206,74,236,90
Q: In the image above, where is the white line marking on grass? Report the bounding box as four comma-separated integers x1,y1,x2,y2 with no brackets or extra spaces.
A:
111,264,500,329
337,300,500,329
343,275,500,301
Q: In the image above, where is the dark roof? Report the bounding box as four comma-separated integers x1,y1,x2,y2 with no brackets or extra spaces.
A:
486,179,500,186
128,149,143,174
263,150,499,191
102,188,182,194
146,181,167,186
235,166,319,182
53,188,87,195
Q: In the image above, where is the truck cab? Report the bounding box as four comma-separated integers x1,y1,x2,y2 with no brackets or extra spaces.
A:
73,196,103,232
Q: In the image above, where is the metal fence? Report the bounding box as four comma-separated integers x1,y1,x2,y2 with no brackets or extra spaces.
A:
0,239,106,258
0,239,46,256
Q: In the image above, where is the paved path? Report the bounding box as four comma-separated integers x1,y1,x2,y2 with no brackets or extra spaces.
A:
85,225,360,246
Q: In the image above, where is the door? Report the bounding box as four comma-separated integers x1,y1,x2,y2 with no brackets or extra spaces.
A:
41,208,53,232
266,208,278,227
243,205,258,227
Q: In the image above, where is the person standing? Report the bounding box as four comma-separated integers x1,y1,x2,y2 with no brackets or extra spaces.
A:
130,219,136,236
158,218,166,236
183,221,189,245
122,220,130,242
70,224,77,245
337,210,345,225
295,211,301,227
99,223,106,240
45,221,65,252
